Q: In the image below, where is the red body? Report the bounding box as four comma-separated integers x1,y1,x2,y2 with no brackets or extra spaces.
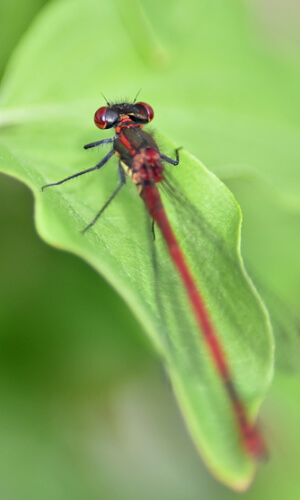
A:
114,112,266,460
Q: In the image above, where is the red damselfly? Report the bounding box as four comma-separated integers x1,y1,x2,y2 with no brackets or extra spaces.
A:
42,97,266,460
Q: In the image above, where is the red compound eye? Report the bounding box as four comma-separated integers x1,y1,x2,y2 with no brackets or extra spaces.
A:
135,102,154,123
94,106,108,129
96,107,119,129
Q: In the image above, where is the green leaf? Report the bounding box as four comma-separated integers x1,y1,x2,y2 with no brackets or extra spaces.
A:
0,0,48,79
0,0,276,490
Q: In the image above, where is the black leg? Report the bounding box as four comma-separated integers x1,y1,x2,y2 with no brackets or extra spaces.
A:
81,162,126,233
151,219,156,241
84,137,115,150
160,147,182,166
42,150,115,191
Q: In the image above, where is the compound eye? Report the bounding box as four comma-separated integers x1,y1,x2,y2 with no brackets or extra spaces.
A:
94,107,108,129
94,107,118,129
135,102,154,123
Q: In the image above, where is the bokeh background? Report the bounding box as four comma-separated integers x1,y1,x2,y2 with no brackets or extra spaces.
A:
0,0,300,498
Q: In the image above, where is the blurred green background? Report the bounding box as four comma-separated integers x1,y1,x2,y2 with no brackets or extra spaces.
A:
0,0,300,498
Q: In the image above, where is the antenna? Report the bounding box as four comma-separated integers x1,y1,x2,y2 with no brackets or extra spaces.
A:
132,88,142,103
101,92,110,106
